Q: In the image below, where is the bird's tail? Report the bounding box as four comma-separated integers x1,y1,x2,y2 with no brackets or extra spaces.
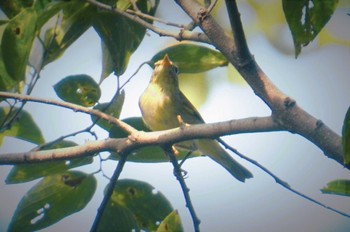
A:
198,139,253,182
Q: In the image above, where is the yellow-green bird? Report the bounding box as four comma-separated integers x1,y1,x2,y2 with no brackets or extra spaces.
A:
139,55,252,182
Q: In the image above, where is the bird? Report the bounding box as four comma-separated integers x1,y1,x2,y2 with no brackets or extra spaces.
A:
139,54,252,182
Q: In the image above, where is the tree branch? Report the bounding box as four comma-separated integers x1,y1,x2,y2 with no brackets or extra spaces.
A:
0,115,280,164
85,0,210,43
165,146,201,231
0,91,137,135
174,0,345,167
219,139,350,218
91,153,128,231
0,91,283,165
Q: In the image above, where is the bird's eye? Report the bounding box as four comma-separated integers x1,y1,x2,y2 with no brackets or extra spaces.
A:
172,65,179,74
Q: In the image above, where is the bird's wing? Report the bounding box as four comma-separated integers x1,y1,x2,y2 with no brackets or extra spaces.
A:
178,91,205,124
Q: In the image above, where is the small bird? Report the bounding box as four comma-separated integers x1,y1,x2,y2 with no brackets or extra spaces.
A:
139,55,252,182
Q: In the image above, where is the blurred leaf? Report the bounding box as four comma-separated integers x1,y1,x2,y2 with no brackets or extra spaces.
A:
157,210,183,232
93,0,159,78
227,64,247,86
6,140,93,184
151,44,228,73
282,0,339,57
342,107,350,166
0,0,34,18
179,72,208,108
92,90,125,131
321,179,350,197
8,171,97,232
1,7,37,81
97,179,173,231
109,117,201,162
54,74,101,107
99,41,114,84
0,107,44,145
0,49,17,91
96,200,140,232
41,1,95,65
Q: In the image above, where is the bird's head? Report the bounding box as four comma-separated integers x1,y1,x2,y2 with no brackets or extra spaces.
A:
150,54,179,88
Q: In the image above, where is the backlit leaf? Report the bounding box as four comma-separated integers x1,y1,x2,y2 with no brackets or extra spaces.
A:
0,107,44,145
0,48,17,91
157,210,184,232
93,0,159,78
282,0,339,57
6,140,93,184
97,179,173,231
54,74,101,107
321,179,350,197
41,1,95,65
342,107,350,166
96,199,139,232
92,90,125,131
151,44,228,73
1,7,37,81
8,171,97,231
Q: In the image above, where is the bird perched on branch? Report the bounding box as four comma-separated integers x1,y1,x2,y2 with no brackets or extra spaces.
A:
139,54,252,182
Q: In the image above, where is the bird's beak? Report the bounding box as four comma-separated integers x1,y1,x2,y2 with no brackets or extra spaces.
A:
161,54,172,67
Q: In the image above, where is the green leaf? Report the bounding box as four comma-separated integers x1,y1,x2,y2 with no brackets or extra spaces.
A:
321,179,350,197
54,74,101,107
0,107,44,145
96,199,140,232
8,171,97,232
157,210,184,232
109,117,201,162
151,44,228,73
97,179,173,231
6,140,93,184
93,0,159,78
0,49,17,91
1,7,37,81
282,0,339,57
92,90,125,131
99,41,115,83
0,0,34,18
41,1,95,65
342,107,350,166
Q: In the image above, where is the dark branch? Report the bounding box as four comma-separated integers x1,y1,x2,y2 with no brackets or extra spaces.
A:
91,153,128,231
164,146,201,231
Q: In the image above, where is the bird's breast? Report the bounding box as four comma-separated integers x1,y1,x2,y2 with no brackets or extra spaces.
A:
139,84,179,131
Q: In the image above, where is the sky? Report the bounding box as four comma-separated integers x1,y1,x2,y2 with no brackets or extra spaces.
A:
1,1,350,231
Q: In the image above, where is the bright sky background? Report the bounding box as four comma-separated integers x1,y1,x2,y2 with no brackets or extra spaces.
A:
1,1,350,231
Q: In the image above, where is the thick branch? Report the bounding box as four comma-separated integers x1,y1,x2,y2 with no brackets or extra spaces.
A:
174,0,344,167
0,115,281,164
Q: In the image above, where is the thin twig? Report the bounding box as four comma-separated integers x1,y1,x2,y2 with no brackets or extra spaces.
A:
85,0,210,43
120,61,149,89
31,125,96,152
206,0,218,15
164,146,201,232
90,153,128,231
217,138,350,218
126,9,186,28
0,91,137,135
